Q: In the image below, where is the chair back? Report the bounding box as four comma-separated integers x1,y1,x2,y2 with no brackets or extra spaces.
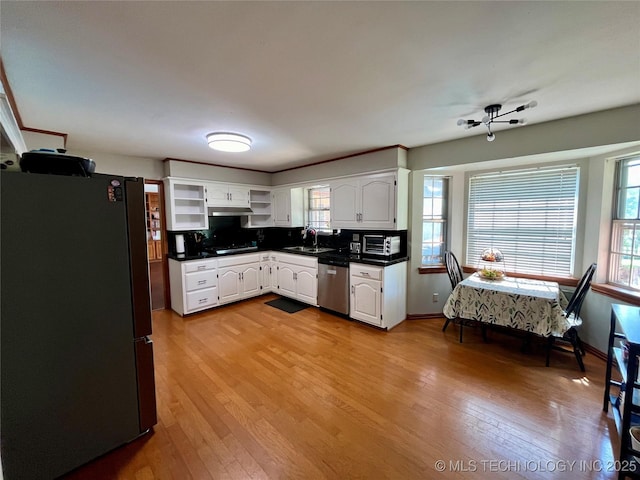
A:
565,263,597,319
444,251,464,290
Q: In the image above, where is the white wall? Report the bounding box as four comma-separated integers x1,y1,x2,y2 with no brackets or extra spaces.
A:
271,146,407,186
409,104,640,171
73,150,165,180
165,159,271,185
22,130,65,151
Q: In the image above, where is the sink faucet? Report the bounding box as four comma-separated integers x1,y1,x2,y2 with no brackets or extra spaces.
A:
302,225,317,248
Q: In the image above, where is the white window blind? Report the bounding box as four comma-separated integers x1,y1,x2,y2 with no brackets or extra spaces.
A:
466,166,579,276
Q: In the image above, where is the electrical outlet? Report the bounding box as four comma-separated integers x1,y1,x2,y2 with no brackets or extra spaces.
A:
432,293,439,303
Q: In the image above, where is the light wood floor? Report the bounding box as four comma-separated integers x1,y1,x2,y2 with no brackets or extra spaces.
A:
64,294,619,480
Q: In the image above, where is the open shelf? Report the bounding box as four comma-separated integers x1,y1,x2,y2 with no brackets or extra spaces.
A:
605,304,640,479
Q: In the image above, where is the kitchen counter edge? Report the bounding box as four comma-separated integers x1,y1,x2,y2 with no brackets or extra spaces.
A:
167,249,409,266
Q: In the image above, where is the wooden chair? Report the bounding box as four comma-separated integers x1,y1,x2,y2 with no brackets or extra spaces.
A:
442,251,464,340
546,263,597,371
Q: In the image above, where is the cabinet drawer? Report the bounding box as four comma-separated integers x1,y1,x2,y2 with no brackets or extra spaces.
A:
185,270,217,292
218,253,260,268
184,259,217,273
186,287,217,311
350,263,382,280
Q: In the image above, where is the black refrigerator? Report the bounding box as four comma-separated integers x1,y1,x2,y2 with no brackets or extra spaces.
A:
1,170,157,479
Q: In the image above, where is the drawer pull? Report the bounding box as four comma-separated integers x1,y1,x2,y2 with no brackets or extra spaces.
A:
197,265,206,271
198,298,208,303
198,280,207,285
361,272,370,276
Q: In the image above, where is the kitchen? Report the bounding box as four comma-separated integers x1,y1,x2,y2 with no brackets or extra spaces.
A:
163,167,409,329
1,1,640,478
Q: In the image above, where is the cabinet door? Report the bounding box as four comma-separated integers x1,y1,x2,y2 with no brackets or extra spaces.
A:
228,186,250,207
330,180,359,228
295,267,317,305
272,189,292,226
205,184,229,207
261,261,271,293
350,276,382,326
277,264,297,298
241,263,261,298
360,174,396,229
147,241,156,261
270,256,278,291
218,267,242,304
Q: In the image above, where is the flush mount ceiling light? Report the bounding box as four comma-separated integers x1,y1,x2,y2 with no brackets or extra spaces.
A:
457,101,537,142
206,132,252,152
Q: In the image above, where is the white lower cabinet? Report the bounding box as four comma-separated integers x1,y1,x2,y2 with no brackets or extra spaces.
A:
169,258,218,316
217,253,261,305
260,252,277,293
350,261,407,329
275,253,318,305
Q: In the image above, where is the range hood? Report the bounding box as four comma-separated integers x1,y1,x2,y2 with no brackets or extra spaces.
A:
208,206,254,216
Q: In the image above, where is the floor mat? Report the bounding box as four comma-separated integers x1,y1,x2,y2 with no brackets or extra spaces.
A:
265,297,309,314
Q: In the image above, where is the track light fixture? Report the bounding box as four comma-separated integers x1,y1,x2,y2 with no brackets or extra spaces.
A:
457,101,537,142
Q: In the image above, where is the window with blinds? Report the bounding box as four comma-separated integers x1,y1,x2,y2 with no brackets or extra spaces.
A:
466,165,579,276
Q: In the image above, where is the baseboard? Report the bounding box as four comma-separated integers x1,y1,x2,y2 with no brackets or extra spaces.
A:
406,313,444,320
583,342,607,362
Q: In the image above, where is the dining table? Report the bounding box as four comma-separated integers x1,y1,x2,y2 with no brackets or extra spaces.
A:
443,273,572,338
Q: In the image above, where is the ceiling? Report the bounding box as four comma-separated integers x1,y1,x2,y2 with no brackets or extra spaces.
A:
1,1,639,173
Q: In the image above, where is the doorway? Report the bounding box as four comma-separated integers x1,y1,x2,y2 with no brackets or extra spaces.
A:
144,181,167,310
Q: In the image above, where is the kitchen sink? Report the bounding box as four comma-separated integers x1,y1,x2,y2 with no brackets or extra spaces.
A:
283,246,335,254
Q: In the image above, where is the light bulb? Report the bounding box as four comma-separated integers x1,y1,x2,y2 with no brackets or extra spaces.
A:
526,100,538,109
457,119,467,126
518,118,528,125
487,132,496,142
482,115,490,124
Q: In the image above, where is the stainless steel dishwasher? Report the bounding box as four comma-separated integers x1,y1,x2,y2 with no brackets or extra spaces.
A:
317,255,350,315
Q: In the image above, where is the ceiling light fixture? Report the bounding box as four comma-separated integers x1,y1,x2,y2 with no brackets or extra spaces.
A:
457,101,537,142
206,132,252,152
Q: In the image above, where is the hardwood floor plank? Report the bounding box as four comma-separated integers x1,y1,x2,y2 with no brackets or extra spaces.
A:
63,296,617,479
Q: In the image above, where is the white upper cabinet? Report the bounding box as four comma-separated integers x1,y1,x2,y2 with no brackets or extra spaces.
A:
272,187,304,227
164,178,208,231
205,182,250,208
330,170,408,230
243,189,273,228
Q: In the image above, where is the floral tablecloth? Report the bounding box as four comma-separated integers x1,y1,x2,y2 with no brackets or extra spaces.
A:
443,274,572,337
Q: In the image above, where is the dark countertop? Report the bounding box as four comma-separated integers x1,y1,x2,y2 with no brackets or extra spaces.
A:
167,248,409,267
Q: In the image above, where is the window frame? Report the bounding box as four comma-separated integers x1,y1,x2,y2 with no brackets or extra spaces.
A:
305,185,331,231
420,175,449,269
609,155,640,291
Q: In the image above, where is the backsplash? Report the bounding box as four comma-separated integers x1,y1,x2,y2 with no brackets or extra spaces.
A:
167,216,407,257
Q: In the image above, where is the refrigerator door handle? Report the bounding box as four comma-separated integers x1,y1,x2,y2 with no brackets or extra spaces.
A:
135,336,157,432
